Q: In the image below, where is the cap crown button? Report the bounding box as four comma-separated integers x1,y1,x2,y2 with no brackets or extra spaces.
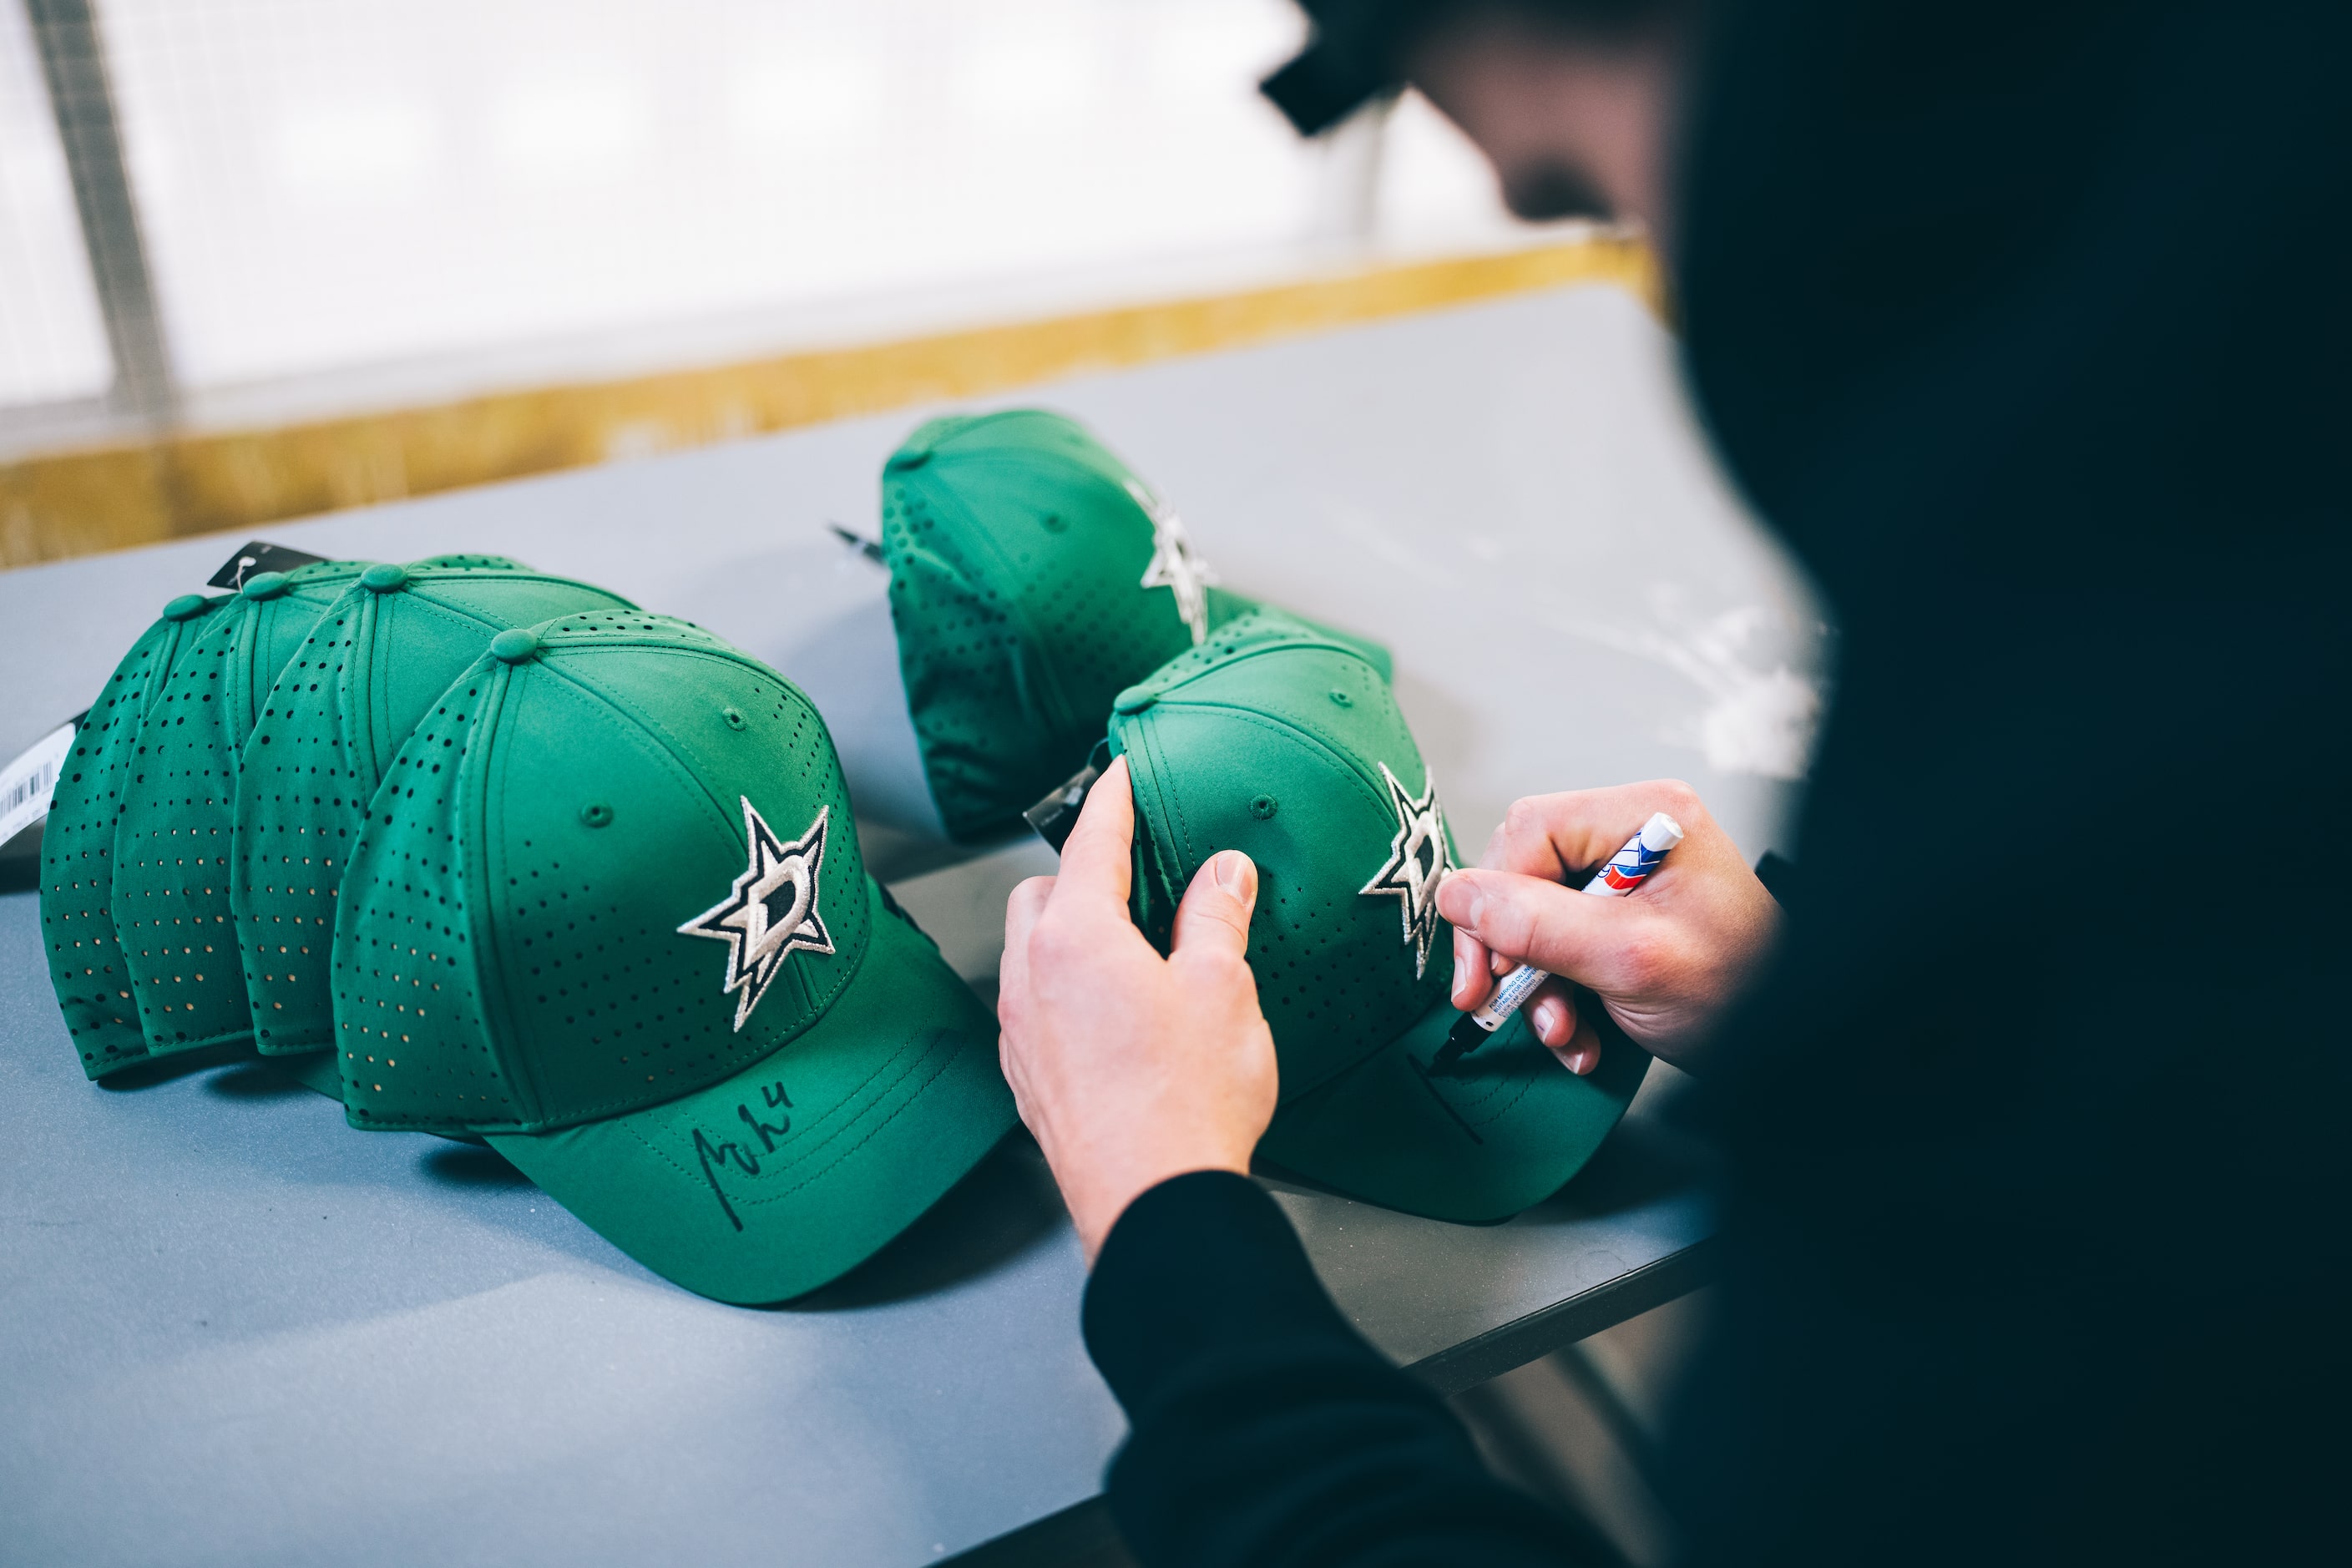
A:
489,628,541,663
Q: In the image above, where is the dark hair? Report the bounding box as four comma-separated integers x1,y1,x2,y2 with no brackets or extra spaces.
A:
1262,0,1688,135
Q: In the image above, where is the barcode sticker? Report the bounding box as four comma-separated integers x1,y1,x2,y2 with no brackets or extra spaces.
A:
0,718,78,851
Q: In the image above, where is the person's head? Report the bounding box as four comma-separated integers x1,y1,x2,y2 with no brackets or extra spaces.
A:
1266,0,1692,240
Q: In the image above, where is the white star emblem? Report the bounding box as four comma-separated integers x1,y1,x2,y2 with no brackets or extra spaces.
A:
1128,478,1219,646
1358,764,1454,979
677,798,836,1030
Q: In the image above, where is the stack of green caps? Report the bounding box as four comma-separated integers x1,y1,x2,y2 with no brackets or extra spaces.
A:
1103,609,1648,1222
42,587,236,1079
233,559,635,1063
38,557,1015,1303
102,555,523,1070
879,408,1389,842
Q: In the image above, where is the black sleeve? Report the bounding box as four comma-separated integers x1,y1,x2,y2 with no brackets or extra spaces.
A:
1082,1171,1621,1568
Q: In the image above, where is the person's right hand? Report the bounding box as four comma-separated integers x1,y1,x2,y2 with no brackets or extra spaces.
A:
1434,781,1780,1075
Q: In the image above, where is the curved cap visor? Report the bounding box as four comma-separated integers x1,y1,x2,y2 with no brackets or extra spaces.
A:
484,877,1014,1304
1257,995,1649,1223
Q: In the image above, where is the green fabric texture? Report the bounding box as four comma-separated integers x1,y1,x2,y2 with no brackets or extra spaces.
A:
329,609,1013,1303
880,407,1390,842
107,555,520,1060
233,563,634,1058
1105,609,1644,1223
107,559,372,1056
39,592,230,1079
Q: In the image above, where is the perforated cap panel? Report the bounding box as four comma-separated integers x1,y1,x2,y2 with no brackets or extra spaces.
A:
234,567,634,1055
107,559,376,1055
881,409,1247,842
39,598,228,1077
332,612,872,1135
1109,613,1458,1100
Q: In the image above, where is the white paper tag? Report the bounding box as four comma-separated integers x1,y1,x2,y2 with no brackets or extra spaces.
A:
0,718,78,851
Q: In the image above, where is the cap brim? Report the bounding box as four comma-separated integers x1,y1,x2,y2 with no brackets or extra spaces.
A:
485,877,1014,1303
280,1048,346,1100
1257,997,1649,1223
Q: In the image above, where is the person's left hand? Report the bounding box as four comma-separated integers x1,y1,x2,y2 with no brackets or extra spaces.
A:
999,757,1280,1261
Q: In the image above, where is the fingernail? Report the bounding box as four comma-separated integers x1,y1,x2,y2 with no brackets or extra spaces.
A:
1439,875,1481,931
1565,1047,1598,1075
1531,999,1562,1039
1215,850,1254,901
1450,951,1467,1001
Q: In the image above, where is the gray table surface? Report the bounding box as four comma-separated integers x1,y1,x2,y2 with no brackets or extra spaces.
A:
0,284,1824,1568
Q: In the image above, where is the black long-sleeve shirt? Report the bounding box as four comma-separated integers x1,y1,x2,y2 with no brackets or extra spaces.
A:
1085,1172,1624,1567
1080,2,2351,1565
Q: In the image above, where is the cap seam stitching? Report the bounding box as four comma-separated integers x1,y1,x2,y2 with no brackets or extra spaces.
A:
471,660,547,1124
1136,635,1381,703
895,473,1087,731
1138,704,1397,821
478,658,731,1122
602,1024,969,1212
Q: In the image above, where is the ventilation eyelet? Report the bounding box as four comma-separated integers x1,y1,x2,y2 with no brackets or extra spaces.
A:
721,706,747,731
1328,689,1353,707
579,803,614,827
1250,795,1279,821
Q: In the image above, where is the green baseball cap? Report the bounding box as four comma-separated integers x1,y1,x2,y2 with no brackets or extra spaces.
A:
1105,609,1647,1222
234,562,635,1059
329,609,1013,1303
881,408,1390,842
41,589,231,1078
108,555,520,1060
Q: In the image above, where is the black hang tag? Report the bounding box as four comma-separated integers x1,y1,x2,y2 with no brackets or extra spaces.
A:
827,523,885,565
1023,756,1106,854
207,539,330,590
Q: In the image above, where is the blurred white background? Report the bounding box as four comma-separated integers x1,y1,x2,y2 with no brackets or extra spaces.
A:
0,0,1545,432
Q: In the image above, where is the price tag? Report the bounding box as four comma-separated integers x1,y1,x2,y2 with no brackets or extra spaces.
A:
0,716,79,852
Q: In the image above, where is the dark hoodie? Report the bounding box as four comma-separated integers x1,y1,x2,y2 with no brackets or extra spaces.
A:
1080,2,2350,1564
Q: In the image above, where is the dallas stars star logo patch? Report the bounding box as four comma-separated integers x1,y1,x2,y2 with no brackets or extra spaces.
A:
1127,478,1219,646
678,798,836,1031
1358,763,1454,979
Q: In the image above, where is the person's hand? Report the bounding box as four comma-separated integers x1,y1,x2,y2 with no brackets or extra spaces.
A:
999,757,1280,1261
1436,780,1779,1076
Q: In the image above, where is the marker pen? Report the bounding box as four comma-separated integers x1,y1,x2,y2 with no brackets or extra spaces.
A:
1434,811,1684,1069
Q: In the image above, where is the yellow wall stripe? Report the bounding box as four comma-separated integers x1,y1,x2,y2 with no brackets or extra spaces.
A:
0,235,1658,571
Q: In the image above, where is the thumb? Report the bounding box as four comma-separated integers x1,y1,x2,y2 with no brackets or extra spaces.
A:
1436,867,1641,993
1171,849,1257,960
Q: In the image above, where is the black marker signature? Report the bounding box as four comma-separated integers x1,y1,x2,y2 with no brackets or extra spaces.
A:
690,1081,792,1232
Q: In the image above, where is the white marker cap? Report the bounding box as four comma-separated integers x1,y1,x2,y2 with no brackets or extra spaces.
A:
1637,812,1685,853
